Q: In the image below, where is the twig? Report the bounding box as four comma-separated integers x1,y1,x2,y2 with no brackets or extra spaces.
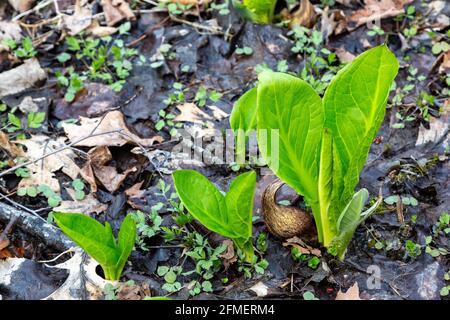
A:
0,201,74,250
12,0,54,21
0,216,17,241
0,129,123,179
169,15,224,35
0,191,47,223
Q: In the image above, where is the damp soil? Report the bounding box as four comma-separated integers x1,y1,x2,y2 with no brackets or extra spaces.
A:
0,3,449,301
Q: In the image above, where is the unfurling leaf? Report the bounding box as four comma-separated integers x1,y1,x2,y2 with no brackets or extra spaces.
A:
52,212,136,280
173,170,256,262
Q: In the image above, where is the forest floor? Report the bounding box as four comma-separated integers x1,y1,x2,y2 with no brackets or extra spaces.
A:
0,0,449,300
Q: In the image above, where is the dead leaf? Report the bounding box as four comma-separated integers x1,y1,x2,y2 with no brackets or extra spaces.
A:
87,20,118,37
207,105,229,120
281,0,316,28
0,58,47,99
17,96,39,113
335,282,362,300
87,146,136,193
219,239,237,270
320,7,346,41
346,0,414,31
117,282,151,300
0,131,25,157
62,110,163,147
54,188,108,214
18,135,82,192
62,0,93,35
124,181,145,198
336,0,356,5
0,20,22,52
0,239,10,251
8,0,35,13
438,51,450,74
100,0,136,26
283,236,321,257
173,102,214,125
427,1,449,30
335,47,356,63
416,102,449,147
80,161,97,192
248,281,269,298
43,248,115,300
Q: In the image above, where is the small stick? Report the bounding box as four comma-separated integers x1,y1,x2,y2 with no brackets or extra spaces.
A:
0,216,17,241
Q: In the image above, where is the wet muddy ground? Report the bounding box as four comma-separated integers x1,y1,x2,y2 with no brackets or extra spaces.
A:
0,1,449,300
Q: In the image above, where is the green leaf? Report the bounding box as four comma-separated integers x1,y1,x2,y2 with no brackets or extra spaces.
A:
173,170,256,261
27,112,45,129
332,189,382,259
57,52,71,63
224,171,256,239
256,71,323,209
52,212,135,280
317,128,335,244
114,214,136,280
8,113,21,128
72,179,85,191
323,45,399,221
232,0,277,24
173,170,231,236
331,189,369,259
230,87,257,163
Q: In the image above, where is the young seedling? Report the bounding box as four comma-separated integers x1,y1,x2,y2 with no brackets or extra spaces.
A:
172,170,256,262
230,45,399,259
52,212,136,280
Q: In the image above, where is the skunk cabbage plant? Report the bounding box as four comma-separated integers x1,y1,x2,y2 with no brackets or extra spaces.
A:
173,170,256,262
53,212,136,280
230,45,399,259
232,0,277,24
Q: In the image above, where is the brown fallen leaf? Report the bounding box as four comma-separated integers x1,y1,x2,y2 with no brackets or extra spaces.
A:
17,96,39,113
124,181,147,209
8,0,35,13
438,51,450,74
18,135,82,192
124,181,145,198
62,110,163,147
100,0,136,26
0,20,22,52
54,188,108,214
219,239,237,270
87,20,118,37
335,47,356,63
87,146,136,193
286,0,316,29
173,103,213,125
117,282,151,300
416,101,449,147
0,58,47,99
81,160,97,193
335,282,362,300
62,0,92,35
283,236,321,257
281,0,317,28
346,0,414,31
0,131,25,157
0,239,10,251
320,7,346,41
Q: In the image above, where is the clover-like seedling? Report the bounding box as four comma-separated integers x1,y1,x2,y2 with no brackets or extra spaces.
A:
172,170,256,262
53,212,136,280
230,45,399,259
